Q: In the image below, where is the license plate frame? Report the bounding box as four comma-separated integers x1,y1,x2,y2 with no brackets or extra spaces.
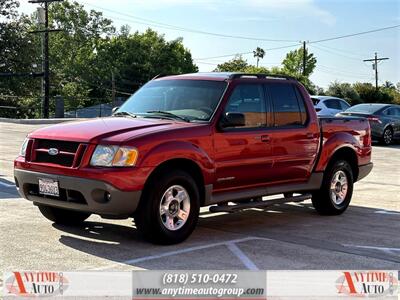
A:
38,178,60,197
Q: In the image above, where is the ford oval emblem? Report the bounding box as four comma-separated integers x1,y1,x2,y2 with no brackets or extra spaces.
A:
48,148,59,156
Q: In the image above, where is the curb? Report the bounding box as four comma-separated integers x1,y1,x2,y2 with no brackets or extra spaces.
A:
0,118,85,125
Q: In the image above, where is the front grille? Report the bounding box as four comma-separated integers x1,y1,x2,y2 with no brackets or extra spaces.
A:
37,139,80,153
31,139,87,168
35,151,74,166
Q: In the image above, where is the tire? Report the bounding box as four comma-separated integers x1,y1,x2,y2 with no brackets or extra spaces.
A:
134,170,200,245
380,127,393,145
38,205,90,225
312,160,354,215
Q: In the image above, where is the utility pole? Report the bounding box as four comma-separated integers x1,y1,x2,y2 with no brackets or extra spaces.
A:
363,52,389,90
302,41,307,76
29,0,63,118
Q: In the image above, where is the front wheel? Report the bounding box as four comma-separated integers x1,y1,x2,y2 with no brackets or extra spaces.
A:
38,205,90,225
312,160,354,215
380,128,393,145
134,170,200,244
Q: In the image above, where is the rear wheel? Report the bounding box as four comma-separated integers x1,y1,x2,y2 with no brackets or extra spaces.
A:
38,205,90,225
380,127,393,145
134,170,200,244
312,160,353,215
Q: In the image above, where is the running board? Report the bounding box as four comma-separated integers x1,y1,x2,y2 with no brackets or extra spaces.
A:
209,193,312,213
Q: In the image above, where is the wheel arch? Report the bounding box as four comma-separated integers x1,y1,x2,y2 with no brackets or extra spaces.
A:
326,147,359,182
142,158,207,206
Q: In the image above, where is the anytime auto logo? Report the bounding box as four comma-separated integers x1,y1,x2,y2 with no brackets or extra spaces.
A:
336,271,398,297
5,271,69,297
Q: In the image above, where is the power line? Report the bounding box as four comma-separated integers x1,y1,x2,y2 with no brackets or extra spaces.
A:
316,68,374,80
81,1,298,43
195,25,399,61
318,64,371,77
194,44,300,60
308,44,364,61
309,24,400,44
313,44,370,57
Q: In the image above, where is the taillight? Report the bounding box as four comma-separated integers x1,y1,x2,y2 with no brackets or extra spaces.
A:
360,123,372,147
367,116,382,124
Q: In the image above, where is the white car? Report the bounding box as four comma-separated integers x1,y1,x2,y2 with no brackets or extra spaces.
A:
311,96,351,116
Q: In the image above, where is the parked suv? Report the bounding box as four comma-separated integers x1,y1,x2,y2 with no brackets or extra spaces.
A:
14,73,373,244
311,95,351,116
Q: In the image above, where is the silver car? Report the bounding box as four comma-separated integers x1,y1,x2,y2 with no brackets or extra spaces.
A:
338,103,400,145
311,96,351,116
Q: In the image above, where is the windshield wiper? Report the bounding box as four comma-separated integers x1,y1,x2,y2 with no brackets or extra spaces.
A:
146,110,190,122
113,111,137,118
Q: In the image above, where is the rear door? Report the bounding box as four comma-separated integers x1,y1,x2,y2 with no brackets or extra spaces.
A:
386,107,400,139
213,83,273,190
265,82,319,184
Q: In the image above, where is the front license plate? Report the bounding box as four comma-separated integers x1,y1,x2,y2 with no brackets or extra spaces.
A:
38,178,59,197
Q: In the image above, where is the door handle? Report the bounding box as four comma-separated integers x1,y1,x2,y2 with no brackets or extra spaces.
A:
306,133,314,139
260,135,270,142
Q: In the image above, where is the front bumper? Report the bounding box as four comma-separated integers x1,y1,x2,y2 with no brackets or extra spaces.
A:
14,169,141,218
357,162,373,182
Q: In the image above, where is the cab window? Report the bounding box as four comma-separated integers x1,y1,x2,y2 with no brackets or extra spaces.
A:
224,84,267,128
268,83,307,127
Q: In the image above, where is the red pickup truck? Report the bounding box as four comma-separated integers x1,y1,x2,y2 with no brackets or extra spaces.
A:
14,73,373,244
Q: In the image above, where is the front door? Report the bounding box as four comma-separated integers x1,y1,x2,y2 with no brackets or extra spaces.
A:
214,83,273,191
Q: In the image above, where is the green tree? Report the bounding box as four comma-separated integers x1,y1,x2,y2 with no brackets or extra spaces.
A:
214,55,248,72
282,46,316,77
253,47,265,68
94,29,197,96
1,0,198,117
0,0,41,117
353,82,393,104
326,81,361,105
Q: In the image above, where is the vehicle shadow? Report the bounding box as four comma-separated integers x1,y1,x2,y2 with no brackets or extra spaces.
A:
54,202,400,269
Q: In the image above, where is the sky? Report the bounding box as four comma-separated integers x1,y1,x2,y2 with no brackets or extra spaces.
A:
18,0,400,89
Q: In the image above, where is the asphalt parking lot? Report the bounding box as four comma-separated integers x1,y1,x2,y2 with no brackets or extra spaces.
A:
0,121,399,271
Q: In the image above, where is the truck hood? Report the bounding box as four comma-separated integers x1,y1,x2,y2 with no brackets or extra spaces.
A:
28,117,173,143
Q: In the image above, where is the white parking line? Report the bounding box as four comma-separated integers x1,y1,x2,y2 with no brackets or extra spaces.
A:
0,181,15,188
92,236,266,271
226,242,259,270
344,244,400,255
374,210,400,216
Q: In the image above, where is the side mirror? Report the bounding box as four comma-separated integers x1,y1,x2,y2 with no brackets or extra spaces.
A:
111,106,119,115
221,112,245,128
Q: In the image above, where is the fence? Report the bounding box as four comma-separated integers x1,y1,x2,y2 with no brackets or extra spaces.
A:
0,96,127,119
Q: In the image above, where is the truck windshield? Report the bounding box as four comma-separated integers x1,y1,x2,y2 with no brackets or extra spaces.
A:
117,80,227,122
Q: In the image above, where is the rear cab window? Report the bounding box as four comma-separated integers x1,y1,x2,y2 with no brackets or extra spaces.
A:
266,83,308,127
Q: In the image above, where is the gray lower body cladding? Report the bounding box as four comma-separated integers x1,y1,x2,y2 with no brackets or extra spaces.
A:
14,169,141,218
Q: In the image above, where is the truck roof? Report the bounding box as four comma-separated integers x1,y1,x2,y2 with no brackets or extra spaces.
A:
157,72,296,82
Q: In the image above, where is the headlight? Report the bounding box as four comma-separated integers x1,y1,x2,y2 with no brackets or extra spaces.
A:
19,138,29,157
90,145,138,167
